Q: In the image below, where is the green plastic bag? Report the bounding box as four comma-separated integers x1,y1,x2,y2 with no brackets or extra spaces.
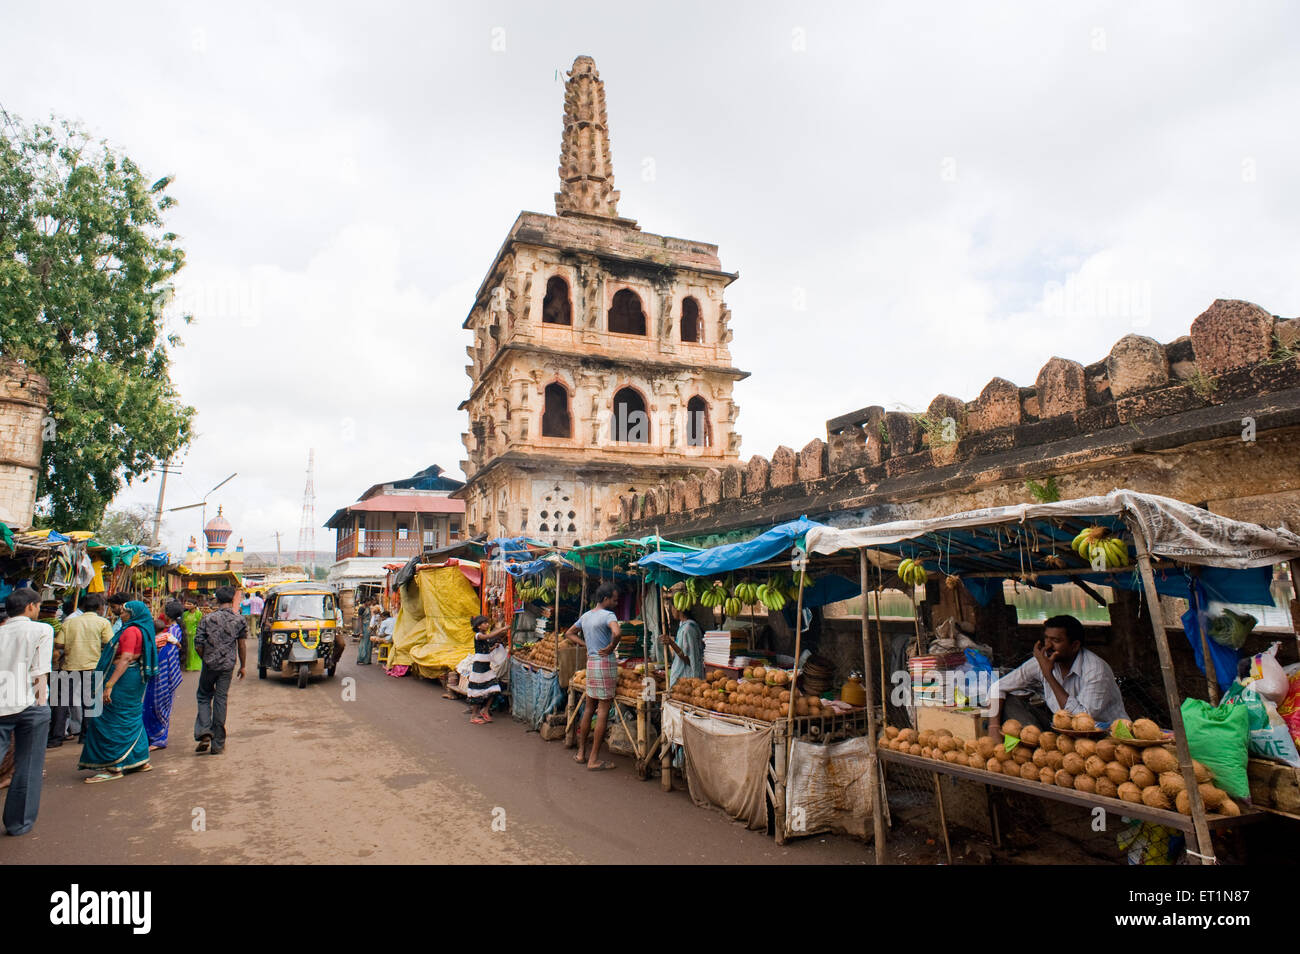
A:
1180,698,1250,799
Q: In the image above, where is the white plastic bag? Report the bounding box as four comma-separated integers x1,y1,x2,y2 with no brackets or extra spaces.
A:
1251,642,1289,704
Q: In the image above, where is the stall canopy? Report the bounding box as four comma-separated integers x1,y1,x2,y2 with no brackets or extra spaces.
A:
801,490,1300,607
569,535,700,572
498,550,581,579
639,518,823,583
635,518,860,608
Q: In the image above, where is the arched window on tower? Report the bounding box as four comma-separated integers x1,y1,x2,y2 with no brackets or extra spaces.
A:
680,297,701,343
612,387,650,444
608,288,647,335
542,275,572,325
686,396,712,448
542,382,572,438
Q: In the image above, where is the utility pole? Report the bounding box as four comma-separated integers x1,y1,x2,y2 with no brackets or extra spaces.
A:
150,460,181,548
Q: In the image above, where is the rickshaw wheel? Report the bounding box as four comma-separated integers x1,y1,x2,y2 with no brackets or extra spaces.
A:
297,663,309,689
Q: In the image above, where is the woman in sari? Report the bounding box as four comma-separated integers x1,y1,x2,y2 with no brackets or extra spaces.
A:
143,600,185,750
78,600,158,782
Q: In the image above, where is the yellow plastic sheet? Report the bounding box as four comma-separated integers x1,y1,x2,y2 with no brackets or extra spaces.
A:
390,566,479,673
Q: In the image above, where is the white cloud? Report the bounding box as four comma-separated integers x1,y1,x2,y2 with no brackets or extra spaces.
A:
5,0,1297,547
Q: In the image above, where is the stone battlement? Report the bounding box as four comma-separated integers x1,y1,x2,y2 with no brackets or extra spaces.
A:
617,299,1300,537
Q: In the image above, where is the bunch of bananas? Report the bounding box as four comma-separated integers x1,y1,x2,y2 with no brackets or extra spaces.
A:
565,582,580,597
517,573,557,604
671,587,694,612
734,580,760,606
897,558,928,587
1071,526,1130,569
754,581,789,611
699,582,728,609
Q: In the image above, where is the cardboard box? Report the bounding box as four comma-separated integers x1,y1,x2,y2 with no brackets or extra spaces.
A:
916,705,987,740
1248,757,1300,812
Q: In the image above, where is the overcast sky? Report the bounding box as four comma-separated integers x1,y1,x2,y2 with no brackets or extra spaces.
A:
6,1,1298,555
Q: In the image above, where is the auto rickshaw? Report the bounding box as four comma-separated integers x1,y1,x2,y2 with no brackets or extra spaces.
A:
257,582,341,688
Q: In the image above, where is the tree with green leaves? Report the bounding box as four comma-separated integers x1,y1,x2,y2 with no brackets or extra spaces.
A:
0,114,195,528
94,502,159,546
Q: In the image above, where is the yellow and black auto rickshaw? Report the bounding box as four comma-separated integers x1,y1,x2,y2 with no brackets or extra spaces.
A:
257,582,341,688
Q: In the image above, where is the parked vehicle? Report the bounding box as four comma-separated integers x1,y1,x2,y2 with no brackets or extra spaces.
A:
257,582,340,688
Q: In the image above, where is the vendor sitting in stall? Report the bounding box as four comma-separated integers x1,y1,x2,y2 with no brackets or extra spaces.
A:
661,603,703,690
986,614,1129,734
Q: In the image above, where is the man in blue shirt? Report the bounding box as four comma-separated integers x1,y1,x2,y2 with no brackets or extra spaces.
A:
564,583,621,771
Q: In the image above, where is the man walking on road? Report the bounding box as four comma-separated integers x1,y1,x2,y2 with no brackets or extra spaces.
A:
0,588,54,836
193,586,246,756
248,589,264,644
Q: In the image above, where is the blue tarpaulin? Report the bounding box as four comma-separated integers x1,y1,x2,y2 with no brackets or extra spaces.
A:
509,658,564,729
1180,579,1243,692
638,518,824,584
962,563,1275,608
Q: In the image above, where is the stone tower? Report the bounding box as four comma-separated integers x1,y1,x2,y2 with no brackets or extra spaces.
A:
456,56,746,545
0,357,51,530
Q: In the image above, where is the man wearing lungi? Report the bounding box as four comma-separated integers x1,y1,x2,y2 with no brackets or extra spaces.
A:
565,583,621,771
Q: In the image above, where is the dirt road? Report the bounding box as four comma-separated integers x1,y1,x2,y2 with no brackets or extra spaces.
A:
3,653,871,864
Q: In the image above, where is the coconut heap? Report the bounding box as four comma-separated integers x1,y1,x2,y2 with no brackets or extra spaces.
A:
670,666,828,722
878,713,1240,817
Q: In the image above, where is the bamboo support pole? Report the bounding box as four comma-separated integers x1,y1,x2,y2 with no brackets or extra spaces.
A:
613,698,641,762
776,569,808,843
859,549,887,863
1282,523,1300,656
773,718,788,845
782,569,809,751
636,697,649,777
552,566,561,665
874,570,887,725
1191,574,1221,706
1131,526,1216,865
933,773,954,865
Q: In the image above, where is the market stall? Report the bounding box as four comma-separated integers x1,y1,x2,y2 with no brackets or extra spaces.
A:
388,559,483,680
803,489,1300,865
554,536,696,770
435,537,577,722
637,519,876,841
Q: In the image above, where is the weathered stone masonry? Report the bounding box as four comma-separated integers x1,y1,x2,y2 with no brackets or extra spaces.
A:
0,357,51,529
619,299,1300,541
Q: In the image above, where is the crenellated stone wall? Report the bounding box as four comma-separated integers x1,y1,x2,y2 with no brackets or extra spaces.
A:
618,299,1300,539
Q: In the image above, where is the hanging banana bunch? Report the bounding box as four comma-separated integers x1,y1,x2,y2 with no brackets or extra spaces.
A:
699,580,727,609
1071,526,1130,569
755,579,788,612
897,558,928,587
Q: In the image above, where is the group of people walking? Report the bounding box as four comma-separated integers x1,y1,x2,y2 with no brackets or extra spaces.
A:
0,584,248,837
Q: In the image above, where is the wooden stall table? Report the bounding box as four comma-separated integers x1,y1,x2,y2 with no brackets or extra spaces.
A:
564,673,663,779
879,748,1265,864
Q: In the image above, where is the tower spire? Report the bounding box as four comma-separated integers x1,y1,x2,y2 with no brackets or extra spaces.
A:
555,56,621,219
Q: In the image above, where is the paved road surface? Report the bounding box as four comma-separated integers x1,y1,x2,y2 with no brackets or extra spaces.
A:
3,651,871,864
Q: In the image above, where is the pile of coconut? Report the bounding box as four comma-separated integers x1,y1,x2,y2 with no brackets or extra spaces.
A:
878,715,1241,817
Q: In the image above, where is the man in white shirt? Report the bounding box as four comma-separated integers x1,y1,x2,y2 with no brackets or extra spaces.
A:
986,614,1129,734
0,588,54,836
